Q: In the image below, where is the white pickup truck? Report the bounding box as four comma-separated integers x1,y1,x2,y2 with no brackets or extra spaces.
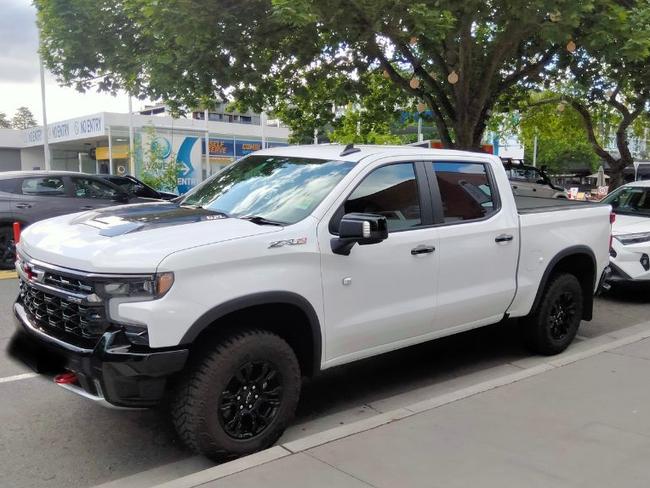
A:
9,145,611,460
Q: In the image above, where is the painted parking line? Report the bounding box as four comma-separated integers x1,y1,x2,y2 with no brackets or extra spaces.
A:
0,372,38,384
0,270,17,280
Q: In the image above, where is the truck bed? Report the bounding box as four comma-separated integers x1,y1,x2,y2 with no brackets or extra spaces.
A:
515,195,606,214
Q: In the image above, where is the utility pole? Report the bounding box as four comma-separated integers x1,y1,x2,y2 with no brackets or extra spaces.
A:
128,97,135,176
38,43,51,170
532,133,538,167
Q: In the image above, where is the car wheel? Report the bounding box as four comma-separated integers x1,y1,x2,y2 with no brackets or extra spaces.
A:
0,226,16,270
522,273,583,355
171,329,301,461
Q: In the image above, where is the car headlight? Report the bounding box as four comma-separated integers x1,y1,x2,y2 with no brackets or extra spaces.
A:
614,232,650,245
97,272,174,300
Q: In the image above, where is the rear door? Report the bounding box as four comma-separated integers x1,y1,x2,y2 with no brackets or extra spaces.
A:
14,175,73,224
68,176,125,210
429,160,519,330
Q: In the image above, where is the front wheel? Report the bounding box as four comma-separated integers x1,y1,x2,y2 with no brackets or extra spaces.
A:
522,273,583,355
0,226,15,270
171,329,301,461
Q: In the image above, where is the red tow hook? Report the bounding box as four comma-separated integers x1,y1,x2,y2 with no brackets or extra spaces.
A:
54,372,78,385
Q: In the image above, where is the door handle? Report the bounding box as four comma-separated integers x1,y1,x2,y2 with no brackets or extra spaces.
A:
511,185,518,189
495,234,514,243
411,245,435,255
14,203,32,209
81,206,95,210
532,187,537,191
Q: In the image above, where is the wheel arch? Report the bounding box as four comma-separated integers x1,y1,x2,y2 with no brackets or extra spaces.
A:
531,245,597,321
180,291,322,377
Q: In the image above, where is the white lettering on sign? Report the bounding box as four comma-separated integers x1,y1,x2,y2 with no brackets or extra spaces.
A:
23,114,104,145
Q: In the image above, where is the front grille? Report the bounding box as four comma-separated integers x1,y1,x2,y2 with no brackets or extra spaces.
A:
42,273,94,294
19,279,110,342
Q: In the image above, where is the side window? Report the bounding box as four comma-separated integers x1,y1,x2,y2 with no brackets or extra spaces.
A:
345,163,421,232
432,162,497,223
0,178,21,194
21,177,66,196
72,177,119,199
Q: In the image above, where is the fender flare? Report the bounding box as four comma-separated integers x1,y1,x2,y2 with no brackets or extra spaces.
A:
179,291,322,375
530,245,597,320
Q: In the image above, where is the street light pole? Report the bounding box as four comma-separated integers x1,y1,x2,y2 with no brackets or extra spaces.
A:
38,48,51,170
532,133,538,167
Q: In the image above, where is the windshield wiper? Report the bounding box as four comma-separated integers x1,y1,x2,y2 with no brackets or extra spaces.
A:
239,215,287,226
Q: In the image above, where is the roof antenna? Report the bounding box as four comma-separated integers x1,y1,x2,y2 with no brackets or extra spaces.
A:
339,143,361,157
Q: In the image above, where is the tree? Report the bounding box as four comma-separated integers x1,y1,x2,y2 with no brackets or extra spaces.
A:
511,94,600,173
11,107,37,129
539,3,650,189
35,0,632,150
140,126,181,192
0,113,11,129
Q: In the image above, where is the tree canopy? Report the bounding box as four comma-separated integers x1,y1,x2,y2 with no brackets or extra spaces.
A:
11,107,37,130
36,0,638,152
0,113,10,129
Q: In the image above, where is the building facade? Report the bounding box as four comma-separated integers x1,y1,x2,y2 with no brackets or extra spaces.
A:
0,108,290,194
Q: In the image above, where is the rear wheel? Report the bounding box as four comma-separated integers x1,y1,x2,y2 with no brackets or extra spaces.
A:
171,329,301,461
0,226,15,270
522,273,583,355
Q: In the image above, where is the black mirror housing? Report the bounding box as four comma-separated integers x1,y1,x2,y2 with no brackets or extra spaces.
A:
332,213,388,255
113,192,130,203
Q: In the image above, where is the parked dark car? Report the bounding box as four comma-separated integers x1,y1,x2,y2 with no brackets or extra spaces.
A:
0,171,161,269
97,174,178,200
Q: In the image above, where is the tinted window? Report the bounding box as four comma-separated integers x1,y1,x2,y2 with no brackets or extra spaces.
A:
72,177,119,199
22,177,66,196
507,167,543,183
602,186,650,216
0,178,20,194
433,162,496,223
181,155,355,224
345,163,421,231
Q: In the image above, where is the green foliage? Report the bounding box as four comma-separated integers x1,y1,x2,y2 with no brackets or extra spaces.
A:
11,107,37,129
518,100,600,173
35,0,640,151
0,113,10,129
139,126,181,192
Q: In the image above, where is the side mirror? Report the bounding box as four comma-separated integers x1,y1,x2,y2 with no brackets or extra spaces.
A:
331,213,388,255
536,178,546,185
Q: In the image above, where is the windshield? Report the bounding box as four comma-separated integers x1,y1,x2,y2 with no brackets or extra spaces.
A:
180,155,356,224
602,186,650,216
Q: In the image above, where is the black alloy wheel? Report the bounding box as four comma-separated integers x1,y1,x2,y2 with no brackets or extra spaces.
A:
219,361,283,440
548,291,577,341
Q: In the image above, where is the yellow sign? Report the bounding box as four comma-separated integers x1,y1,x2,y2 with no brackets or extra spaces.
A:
95,144,129,160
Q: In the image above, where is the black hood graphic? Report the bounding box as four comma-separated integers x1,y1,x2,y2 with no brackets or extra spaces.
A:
74,202,228,237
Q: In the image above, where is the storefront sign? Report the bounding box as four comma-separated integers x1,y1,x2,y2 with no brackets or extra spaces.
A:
23,114,105,146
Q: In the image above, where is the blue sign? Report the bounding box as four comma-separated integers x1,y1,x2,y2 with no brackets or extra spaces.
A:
177,136,199,194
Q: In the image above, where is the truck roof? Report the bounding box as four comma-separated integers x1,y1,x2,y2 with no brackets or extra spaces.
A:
255,144,496,163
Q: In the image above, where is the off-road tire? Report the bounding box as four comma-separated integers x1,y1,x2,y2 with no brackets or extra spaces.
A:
522,273,583,355
171,329,301,461
0,226,15,270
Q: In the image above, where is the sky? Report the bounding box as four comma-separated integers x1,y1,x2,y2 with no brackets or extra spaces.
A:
0,0,150,125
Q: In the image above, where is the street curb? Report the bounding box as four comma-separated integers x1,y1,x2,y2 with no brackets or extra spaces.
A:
154,446,291,488
152,321,650,487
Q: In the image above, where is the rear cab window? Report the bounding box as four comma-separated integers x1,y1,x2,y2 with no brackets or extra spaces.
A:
21,177,66,197
432,162,498,223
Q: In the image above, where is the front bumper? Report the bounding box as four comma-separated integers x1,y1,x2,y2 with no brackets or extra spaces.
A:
8,302,189,408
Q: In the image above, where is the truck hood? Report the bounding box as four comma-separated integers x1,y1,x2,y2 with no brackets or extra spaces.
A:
19,202,282,273
612,213,650,236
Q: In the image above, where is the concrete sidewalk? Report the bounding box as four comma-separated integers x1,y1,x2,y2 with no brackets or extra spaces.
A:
158,332,650,488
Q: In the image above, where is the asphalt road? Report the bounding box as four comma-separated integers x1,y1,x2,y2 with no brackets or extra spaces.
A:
0,277,648,488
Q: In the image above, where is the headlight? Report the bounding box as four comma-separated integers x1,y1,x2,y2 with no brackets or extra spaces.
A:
97,272,174,299
614,233,650,245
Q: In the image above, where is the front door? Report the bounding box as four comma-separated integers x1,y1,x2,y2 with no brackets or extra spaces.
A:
13,175,73,223
318,161,439,366
430,161,518,330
